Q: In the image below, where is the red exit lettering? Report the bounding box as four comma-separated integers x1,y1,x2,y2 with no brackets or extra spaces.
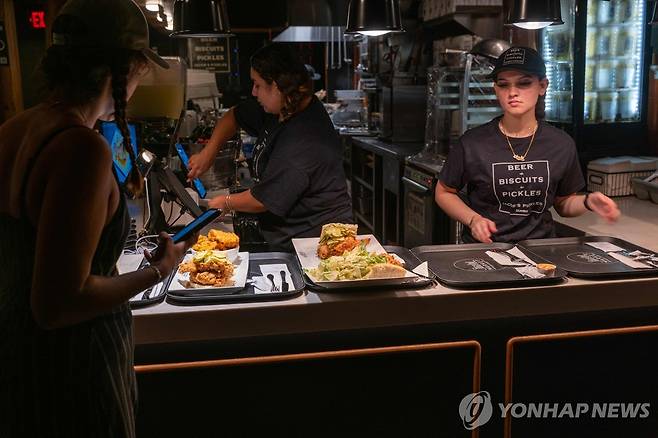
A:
30,11,46,29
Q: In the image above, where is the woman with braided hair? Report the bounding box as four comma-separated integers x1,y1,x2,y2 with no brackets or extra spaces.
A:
0,1,193,436
187,43,353,251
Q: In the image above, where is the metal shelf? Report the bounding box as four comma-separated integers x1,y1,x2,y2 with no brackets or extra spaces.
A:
354,211,374,232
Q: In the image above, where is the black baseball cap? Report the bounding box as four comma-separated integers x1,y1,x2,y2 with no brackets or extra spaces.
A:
52,0,169,69
487,46,546,80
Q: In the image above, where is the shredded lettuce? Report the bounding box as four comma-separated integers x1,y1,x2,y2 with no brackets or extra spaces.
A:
306,243,389,281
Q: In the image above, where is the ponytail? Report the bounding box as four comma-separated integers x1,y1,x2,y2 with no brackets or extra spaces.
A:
535,93,546,120
110,54,144,197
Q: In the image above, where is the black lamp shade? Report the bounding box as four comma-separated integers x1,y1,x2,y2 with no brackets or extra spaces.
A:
171,0,231,38
345,0,403,34
506,0,564,27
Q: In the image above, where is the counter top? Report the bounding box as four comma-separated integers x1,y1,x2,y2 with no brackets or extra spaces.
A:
351,136,423,160
553,196,658,252
132,190,658,350
133,273,658,346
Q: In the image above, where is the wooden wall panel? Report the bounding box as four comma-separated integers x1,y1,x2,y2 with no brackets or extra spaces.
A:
0,0,23,123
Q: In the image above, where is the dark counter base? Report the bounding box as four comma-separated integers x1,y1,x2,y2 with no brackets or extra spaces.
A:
135,305,658,438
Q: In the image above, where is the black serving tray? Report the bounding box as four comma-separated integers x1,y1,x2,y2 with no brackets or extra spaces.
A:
302,246,435,291
129,260,174,309
166,252,305,305
411,243,567,289
518,236,658,279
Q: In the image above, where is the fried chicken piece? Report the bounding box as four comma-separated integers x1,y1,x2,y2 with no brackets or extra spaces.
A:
207,229,240,250
178,260,197,273
317,244,330,259
192,235,216,251
317,236,372,259
191,271,221,285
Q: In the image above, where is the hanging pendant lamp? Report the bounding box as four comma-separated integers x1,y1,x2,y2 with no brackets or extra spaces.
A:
345,0,404,36
506,0,563,30
170,0,231,38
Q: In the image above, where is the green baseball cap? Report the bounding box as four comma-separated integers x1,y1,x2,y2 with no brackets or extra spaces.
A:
52,0,169,69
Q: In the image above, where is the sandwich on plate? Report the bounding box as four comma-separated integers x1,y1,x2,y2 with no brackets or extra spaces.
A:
178,250,235,287
307,242,406,281
316,223,369,259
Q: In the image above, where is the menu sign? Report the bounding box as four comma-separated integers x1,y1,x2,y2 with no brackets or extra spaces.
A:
187,37,230,73
0,21,9,66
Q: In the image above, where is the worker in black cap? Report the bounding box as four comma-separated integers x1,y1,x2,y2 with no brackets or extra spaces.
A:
436,46,619,243
187,44,352,251
0,1,193,436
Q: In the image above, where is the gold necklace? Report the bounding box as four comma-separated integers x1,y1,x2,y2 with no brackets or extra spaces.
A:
499,121,538,162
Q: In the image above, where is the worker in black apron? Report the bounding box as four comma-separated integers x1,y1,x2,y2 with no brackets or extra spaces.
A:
188,44,353,251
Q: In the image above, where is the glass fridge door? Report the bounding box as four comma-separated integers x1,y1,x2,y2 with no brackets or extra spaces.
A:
541,0,576,123
584,0,646,124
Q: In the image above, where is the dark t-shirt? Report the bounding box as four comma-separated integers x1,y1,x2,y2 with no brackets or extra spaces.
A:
234,97,353,250
438,117,585,243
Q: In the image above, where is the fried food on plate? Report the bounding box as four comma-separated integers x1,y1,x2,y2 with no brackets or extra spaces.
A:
178,250,234,287
317,223,370,259
192,229,240,251
307,243,406,281
364,263,406,279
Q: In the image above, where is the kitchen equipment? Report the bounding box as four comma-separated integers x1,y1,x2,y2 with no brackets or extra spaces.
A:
331,89,368,129
586,155,658,196
540,0,649,154
469,38,511,61
424,54,501,157
381,85,427,142
402,158,458,247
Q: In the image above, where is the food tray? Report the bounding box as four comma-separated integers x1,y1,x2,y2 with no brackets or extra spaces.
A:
518,237,658,279
301,246,434,291
166,252,305,305
411,243,567,289
129,260,174,309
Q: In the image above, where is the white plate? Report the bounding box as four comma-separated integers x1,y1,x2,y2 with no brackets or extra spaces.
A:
292,234,415,284
169,252,250,293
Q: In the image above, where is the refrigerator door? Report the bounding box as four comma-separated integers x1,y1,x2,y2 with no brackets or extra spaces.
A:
541,0,576,123
584,0,646,124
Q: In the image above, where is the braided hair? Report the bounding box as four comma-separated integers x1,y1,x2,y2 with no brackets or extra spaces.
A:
250,44,313,121
109,53,145,195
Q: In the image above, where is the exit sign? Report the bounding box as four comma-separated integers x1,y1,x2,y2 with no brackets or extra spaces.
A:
29,10,46,29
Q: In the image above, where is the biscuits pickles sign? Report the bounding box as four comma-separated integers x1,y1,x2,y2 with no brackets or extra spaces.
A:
0,22,8,66
187,37,230,73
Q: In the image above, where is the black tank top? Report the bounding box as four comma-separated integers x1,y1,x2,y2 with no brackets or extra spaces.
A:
0,125,136,437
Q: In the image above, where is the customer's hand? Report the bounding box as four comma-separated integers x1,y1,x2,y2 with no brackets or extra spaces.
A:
187,148,214,181
144,232,196,278
469,215,497,243
587,192,620,223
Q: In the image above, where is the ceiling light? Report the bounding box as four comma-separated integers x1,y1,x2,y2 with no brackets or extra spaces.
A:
345,0,404,36
506,0,563,29
145,0,162,12
171,0,231,38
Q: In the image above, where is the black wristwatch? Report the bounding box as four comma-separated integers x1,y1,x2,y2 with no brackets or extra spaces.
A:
584,192,593,211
